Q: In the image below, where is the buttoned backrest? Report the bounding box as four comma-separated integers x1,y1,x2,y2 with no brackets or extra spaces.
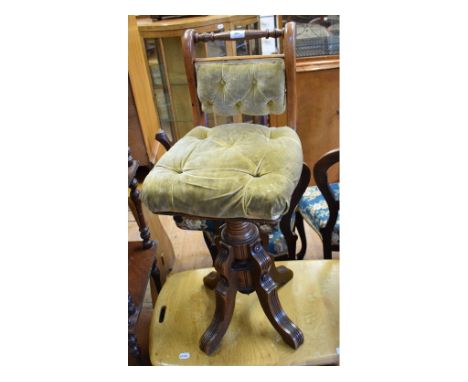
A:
195,58,286,116
182,23,297,129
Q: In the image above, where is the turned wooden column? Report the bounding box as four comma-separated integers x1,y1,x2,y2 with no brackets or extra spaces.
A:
200,220,304,355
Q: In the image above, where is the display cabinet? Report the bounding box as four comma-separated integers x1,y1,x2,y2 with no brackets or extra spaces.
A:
278,15,339,57
274,16,340,184
136,15,260,144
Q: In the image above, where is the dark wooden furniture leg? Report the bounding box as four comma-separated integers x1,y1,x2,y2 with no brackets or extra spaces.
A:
322,232,333,260
200,221,303,355
251,241,304,349
295,212,307,260
199,241,237,355
129,177,153,250
313,149,340,259
128,294,143,365
278,164,311,260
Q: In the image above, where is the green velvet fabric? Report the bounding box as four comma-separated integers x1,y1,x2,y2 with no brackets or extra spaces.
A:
141,123,303,221
195,59,286,116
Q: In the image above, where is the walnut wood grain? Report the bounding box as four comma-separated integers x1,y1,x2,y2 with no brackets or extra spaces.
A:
194,28,283,42
199,243,238,355
195,54,284,62
182,28,204,127
250,242,304,349
182,22,297,130
296,65,339,185
199,221,301,355
283,22,297,130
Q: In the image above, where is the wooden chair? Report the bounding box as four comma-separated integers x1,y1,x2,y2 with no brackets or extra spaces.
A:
296,148,340,260
128,148,162,365
141,22,310,355
155,25,310,262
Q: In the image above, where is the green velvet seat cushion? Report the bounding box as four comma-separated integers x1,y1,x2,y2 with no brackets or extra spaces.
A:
141,123,303,221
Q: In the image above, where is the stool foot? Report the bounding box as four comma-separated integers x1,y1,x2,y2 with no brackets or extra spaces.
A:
200,244,237,355
251,242,304,349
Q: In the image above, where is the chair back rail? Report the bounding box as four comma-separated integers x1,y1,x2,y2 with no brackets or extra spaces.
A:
194,28,284,42
182,22,297,129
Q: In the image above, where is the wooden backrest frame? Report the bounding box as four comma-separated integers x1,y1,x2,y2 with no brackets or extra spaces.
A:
182,22,297,129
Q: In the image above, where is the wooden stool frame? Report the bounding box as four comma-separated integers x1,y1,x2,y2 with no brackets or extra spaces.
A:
152,22,307,355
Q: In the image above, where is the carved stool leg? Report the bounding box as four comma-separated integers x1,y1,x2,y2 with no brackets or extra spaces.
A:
199,243,237,355
200,221,303,355
251,242,304,349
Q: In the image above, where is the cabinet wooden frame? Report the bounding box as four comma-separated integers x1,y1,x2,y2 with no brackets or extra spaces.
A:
129,15,261,163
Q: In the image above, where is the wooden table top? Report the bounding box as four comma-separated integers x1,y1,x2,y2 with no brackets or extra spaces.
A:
149,260,339,366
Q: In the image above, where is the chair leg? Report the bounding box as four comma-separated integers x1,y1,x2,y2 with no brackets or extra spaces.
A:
322,232,333,260
251,242,304,349
295,212,307,260
280,216,297,260
199,243,237,355
203,231,218,264
279,163,311,260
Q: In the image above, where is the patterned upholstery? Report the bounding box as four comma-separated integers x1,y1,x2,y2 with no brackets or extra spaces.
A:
195,59,286,116
298,183,340,246
174,215,294,256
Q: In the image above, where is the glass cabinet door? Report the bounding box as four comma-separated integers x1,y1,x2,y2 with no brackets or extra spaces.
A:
280,15,340,57
232,21,261,56
144,29,232,140
143,17,265,140
144,39,175,141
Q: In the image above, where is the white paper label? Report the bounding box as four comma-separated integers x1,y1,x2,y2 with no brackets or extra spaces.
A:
178,352,190,360
230,30,245,39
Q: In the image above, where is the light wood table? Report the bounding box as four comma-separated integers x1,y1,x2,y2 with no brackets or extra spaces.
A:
149,260,339,365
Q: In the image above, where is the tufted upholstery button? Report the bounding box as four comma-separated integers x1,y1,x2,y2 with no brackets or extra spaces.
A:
195,59,286,115
267,100,274,106
207,100,213,106
235,101,242,108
